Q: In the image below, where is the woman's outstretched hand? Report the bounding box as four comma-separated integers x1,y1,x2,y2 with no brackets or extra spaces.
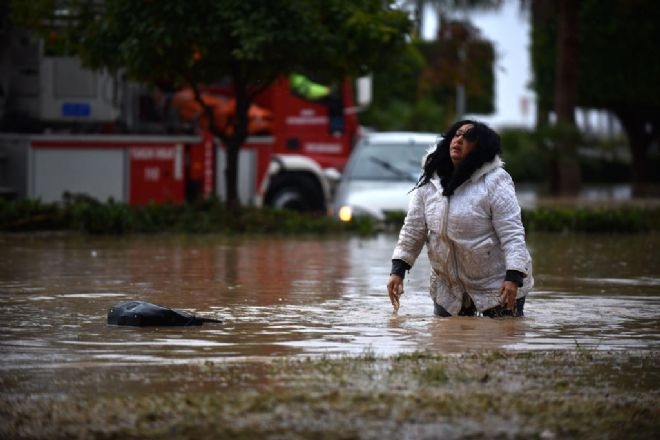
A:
387,274,404,313
499,280,518,310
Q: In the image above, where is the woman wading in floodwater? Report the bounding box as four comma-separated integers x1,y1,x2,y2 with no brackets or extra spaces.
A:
387,120,533,317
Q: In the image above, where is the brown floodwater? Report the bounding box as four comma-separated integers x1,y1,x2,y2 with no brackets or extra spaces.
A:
0,231,658,373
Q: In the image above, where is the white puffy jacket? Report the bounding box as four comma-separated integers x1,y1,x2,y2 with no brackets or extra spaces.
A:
392,156,533,314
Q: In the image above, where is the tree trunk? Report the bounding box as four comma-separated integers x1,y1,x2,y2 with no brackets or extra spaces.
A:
222,75,251,212
614,108,660,197
224,139,240,211
551,0,581,196
414,0,423,39
531,0,554,130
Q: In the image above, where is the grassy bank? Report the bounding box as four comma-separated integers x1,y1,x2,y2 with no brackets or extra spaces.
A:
521,205,660,233
0,194,369,235
2,195,660,234
385,204,660,234
1,350,658,439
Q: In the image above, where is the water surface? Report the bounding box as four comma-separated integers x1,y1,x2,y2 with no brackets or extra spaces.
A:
0,232,658,372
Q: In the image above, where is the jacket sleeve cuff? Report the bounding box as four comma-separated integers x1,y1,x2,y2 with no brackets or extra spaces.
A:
390,259,411,279
505,270,524,287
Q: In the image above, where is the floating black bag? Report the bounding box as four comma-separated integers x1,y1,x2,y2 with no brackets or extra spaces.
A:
107,301,222,327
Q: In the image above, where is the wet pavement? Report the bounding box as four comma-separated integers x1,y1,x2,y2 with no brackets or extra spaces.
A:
0,231,658,374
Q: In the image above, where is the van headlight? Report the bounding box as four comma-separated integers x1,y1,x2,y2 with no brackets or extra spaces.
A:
338,205,353,222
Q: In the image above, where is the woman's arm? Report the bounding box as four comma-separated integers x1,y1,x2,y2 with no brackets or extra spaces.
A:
391,188,428,268
488,169,531,277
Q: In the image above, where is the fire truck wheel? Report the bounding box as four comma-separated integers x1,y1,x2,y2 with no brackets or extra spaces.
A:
266,174,324,213
271,188,308,211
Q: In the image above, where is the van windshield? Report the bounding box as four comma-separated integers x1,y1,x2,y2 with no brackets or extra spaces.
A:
348,143,429,181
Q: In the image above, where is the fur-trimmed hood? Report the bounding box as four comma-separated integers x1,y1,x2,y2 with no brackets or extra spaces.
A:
468,156,504,182
420,147,504,197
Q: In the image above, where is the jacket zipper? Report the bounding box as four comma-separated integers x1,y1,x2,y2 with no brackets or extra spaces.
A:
443,196,467,294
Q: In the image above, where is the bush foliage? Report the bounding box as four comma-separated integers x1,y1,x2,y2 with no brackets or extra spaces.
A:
1,194,658,235
521,206,659,233
0,194,370,235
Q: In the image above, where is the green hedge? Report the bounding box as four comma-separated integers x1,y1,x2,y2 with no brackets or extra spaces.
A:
1,195,658,235
521,206,659,233
0,194,368,235
382,206,659,234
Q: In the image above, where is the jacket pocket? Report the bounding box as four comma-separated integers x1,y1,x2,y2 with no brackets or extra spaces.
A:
458,237,502,283
472,237,496,254
424,194,445,233
426,212,441,233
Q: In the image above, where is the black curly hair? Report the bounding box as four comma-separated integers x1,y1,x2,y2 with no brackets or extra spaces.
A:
413,119,501,196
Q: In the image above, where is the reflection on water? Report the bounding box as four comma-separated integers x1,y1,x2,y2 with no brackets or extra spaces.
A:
0,232,658,372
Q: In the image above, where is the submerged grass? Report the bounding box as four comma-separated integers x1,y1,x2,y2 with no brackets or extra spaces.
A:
2,350,658,439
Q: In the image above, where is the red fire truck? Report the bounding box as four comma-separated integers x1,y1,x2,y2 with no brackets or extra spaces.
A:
0,40,370,212
170,74,365,212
